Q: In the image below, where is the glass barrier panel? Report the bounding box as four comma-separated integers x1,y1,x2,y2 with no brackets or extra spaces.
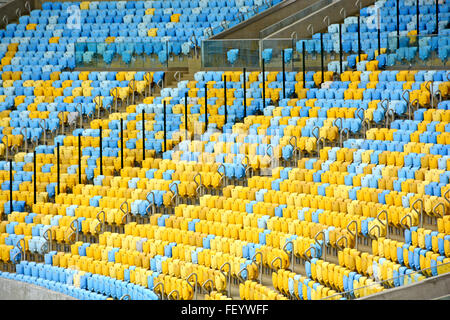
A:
322,261,450,300
202,39,261,69
75,40,197,70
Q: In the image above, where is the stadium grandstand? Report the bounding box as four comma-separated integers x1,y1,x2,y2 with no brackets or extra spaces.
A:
0,0,449,302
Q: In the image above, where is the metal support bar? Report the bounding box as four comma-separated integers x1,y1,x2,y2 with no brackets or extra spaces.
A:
204,84,208,131
99,126,103,176
302,41,306,88
33,150,36,204
56,143,60,195
120,118,124,169
184,92,189,140
163,100,167,153
243,67,247,118
262,58,266,110
224,75,228,125
9,159,12,214
78,133,82,184
142,109,145,161
282,49,286,99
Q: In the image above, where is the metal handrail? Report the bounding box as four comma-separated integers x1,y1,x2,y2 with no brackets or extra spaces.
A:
219,262,231,297
333,117,342,131
317,137,326,155
270,256,282,270
444,188,450,206
290,32,298,43
186,272,198,300
340,7,347,18
68,219,79,243
128,79,136,105
251,251,263,284
314,230,327,260
144,72,152,96
114,87,119,113
11,144,18,157
347,220,358,250
362,118,371,136
336,235,348,251
323,15,330,27
303,246,316,262
402,90,411,120
307,24,314,36
168,182,178,206
76,103,83,128
168,289,180,300
217,163,225,177
120,294,130,300
174,71,181,82
59,112,65,135
190,35,198,57
221,20,229,30
87,109,95,120
94,95,101,119
410,98,420,118
12,250,22,264
105,103,112,116
25,1,31,13
288,136,299,161
400,214,413,229
39,119,47,145
237,11,244,22
12,238,25,264
206,26,213,38
120,201,130,224
21,127,28,153
288,136,298,152
242,155,254,178
32,136,39,149
156,78,163,90
385,109,395,128
193,173,205,196
4,134,8,160
380,99,389,115
340,127,350,148
424,80,433,106
41,228,52,253
202,279,214,294
217,163,226,187
237,266,247,283
432,202,445,219
411,198,424,228
434,89,443,105
376,209,389,238
368,224,381,239
146,191,156,215
282,240,294,270
311,125,319,140
356,107,364,122
153,282,165,300
265,144,273,158
95,210,106,233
